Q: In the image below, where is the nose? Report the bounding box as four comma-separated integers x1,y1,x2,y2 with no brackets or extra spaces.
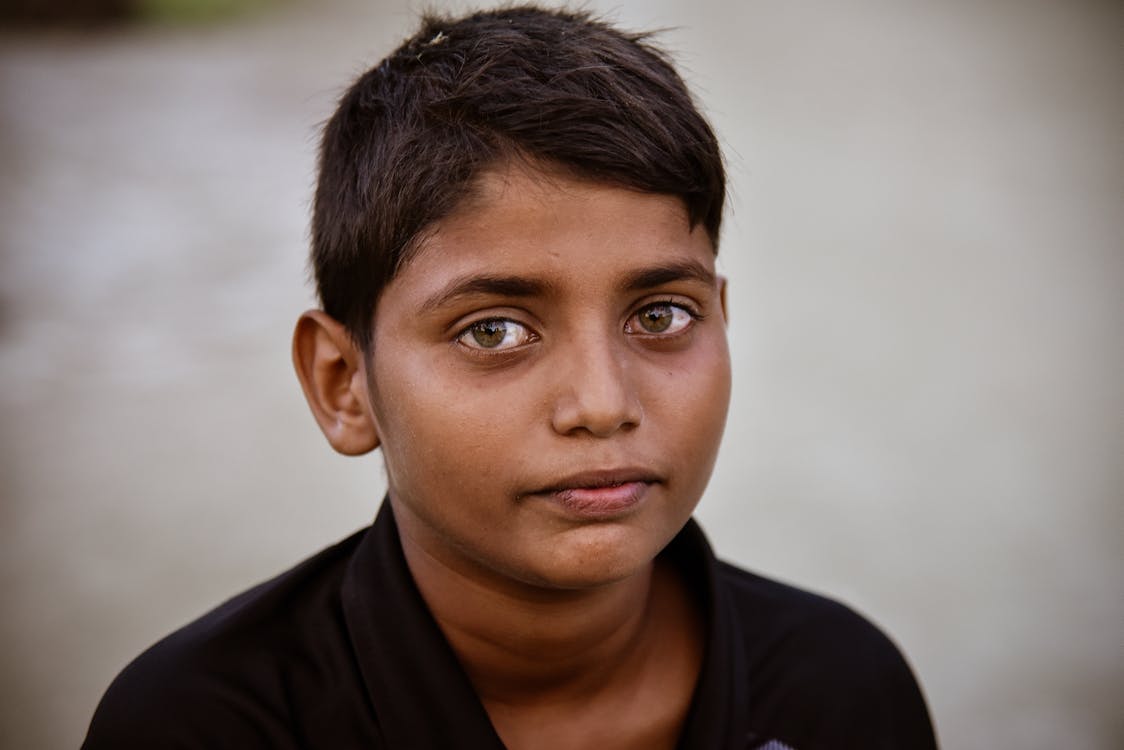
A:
550,338,643,437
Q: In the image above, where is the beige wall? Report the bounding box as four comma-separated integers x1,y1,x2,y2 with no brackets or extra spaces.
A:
1,0,1120,747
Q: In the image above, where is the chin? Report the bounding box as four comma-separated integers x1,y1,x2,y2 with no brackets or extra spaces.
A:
516,523,665,590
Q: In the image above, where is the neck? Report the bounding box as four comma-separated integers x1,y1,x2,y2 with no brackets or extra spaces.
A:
400,535,665,704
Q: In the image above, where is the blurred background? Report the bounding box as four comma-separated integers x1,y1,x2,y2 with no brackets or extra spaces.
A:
1,0,1120,747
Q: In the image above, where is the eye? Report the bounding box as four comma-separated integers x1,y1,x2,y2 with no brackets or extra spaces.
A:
456,318,535,351
626,303,696,336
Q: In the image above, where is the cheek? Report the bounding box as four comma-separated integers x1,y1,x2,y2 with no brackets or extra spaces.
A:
661,336,731,424
370,357,528,495
651,337,732,474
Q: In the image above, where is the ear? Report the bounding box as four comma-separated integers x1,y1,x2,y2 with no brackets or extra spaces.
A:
717,275,729,323
292,310,380,456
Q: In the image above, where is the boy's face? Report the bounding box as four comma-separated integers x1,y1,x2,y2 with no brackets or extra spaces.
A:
364,164,731,590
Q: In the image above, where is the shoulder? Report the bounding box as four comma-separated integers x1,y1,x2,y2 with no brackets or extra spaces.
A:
717,560,911,678
82,530,367,750
717,562,938,750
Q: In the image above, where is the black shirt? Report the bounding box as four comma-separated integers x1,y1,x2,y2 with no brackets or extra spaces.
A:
83,503,937,749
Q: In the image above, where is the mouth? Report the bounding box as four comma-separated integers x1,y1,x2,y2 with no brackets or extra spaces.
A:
527,469,661,518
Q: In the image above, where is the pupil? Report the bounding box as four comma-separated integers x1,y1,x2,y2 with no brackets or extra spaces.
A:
641,306,673,332
472,320,507,347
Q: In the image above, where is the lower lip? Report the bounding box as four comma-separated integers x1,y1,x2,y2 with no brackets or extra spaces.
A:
546,481,651,518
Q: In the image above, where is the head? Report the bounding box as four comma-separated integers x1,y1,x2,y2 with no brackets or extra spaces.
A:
295,5,730,591
310,5,725,351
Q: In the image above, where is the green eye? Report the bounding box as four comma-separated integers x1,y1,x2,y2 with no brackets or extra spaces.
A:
458,318,534,350
472,320,508,347
628,303,695,335
638,305,674,333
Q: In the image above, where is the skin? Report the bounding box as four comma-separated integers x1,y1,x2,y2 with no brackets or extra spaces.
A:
293,162,731,749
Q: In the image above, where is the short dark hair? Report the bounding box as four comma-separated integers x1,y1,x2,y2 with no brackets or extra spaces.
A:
311,4,726,348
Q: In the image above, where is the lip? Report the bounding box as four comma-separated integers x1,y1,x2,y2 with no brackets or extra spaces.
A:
527,468,661,519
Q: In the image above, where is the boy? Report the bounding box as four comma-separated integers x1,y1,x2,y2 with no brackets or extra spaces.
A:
83,6,937,749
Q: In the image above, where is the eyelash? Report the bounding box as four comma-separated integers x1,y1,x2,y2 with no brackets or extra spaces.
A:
454,300,703,353
625,299,704,337
455,317,538,353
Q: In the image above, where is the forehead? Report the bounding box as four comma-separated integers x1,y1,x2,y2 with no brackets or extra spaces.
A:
398,163,713,285
450,160,691,226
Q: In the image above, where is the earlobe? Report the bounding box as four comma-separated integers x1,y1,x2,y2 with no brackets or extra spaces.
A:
292,310,380,456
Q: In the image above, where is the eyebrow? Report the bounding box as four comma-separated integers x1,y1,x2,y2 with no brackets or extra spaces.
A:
420,274,554,313
622,260,717,291
419,260,716,314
